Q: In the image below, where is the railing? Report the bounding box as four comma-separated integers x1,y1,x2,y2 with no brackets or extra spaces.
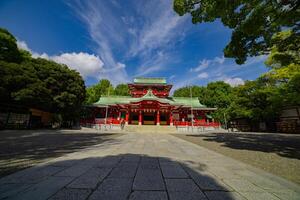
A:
173,121,221,127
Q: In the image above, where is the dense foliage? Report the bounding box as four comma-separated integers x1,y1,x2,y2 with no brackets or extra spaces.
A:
85,80,129,104
0,28,86,122
173,30,300,127
173,0,299,64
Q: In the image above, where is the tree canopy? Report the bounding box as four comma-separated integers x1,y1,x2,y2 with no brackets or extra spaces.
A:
173,0,299,64
0,28,86,122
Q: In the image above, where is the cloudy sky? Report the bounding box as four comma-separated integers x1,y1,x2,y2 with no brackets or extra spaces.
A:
0,0,269,90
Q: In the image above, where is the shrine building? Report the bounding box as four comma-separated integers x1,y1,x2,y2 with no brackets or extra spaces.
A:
82,77,219,127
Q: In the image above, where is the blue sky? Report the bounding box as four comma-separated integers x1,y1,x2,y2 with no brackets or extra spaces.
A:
0,0,269,90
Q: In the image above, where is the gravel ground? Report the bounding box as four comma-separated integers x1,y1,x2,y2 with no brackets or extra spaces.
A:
174,132,300,184
0,128,122,178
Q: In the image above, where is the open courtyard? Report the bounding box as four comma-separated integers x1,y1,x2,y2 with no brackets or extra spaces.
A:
1,129,300,200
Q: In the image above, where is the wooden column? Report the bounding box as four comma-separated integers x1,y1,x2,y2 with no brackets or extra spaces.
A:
156,110,160,126
169,112,173,126
139,110,142,125
125,111,129,125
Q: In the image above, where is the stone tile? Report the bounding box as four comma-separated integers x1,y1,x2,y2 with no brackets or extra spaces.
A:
205,191,246,200
240,192,280,200
184,167,232,191
49,188,91,200
0,183,33,199
54,164,92,177
272,191,300,200
168,191,207,200
89,189,130,200
141,157,159,164
67,167,112,189
129,191,168,200
95,156,122,168
108,163,138,178
97,178,133,192
120,155,141,163
165,178,201,192
160,163,189,178
133,168,165,191
9,176,74,200
19,165,65,183
222,178,264,192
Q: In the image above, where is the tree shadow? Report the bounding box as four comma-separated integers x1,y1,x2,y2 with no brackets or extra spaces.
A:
0,154,242,200
0,130,122,177
186,132,300,159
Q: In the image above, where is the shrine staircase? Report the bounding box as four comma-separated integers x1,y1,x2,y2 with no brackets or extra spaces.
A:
124,125,177,134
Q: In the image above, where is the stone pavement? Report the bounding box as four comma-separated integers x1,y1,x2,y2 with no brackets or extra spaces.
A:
0,133,299,200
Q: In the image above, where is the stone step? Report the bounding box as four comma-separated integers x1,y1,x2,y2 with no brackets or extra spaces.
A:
124,125,177,134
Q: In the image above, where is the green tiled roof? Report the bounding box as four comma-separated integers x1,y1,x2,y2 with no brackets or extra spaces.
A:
93,90,207,108
133,77,167,84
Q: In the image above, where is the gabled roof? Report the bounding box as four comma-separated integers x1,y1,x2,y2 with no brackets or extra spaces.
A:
133,77,167,85
93,89,209,109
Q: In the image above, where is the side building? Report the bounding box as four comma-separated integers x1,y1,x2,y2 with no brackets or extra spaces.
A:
81,77,219,127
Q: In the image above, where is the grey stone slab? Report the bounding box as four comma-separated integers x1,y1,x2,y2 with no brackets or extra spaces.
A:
161,163,189,178
165,178,202,192
108,163,138,178
141,157,159,164
55,164,92,177
0,183,33,199
0,165,65,184
19,165,65,183
185,167,232,191
168,191,207,200
120,155,141,163
49,188,91,200
133,168,165,191
222,179,264,192
139,162,160,170
9,176,74,200
205,191,247,200
95,156,122,168
129,191,168,200
272,191,300,200
89,189,130,200
240,192,280,200
50,159,80,167
67,167,112,189
97,178,133,192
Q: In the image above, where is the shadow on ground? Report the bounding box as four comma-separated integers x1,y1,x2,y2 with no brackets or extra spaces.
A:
0,130,122,177
0,154,241,200
186,132,300,159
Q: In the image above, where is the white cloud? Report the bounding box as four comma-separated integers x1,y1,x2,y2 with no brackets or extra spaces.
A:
129,1,187,56
52,52,104,78
17,40,30,51
191,56,225,72
17,40,105,79
224,77,244,86
198,72,209,79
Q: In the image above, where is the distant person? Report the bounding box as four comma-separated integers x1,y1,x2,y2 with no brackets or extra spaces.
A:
121,119,125,130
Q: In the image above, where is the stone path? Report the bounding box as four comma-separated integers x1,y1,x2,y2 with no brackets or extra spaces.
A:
0,133,299,200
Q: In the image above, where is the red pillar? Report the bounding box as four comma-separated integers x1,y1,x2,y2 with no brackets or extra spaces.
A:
169,112,173,126
125,111,129,125
118,111,121,120
156,110,160,126
139,110,142,125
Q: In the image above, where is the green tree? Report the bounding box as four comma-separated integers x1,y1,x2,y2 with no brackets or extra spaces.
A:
85,79,114,104
0,28,86,122
173,85,204,97
114,84,129,96
174,0,299,64
0,28,22,63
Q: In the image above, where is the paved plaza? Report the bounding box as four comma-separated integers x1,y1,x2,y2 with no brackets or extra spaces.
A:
0,132,300,200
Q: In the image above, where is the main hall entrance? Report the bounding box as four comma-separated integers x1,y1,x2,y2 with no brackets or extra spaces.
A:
143,112,155,125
